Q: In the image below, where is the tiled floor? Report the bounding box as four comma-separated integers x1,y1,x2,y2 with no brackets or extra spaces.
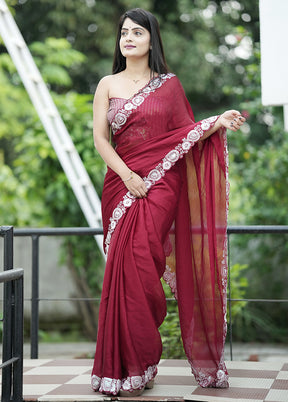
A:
2,359,288,401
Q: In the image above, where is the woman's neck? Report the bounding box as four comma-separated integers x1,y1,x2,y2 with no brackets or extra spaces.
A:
124,58,151,79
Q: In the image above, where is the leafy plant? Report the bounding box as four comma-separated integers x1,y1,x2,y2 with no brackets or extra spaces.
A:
159,280,185,359
0,38,105,339
226,43,288,342
227,263,248,323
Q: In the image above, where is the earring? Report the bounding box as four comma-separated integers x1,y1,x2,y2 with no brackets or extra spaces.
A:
150,45,152,50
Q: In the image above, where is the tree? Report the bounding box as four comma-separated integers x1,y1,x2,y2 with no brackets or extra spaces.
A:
6,0,258,111
226,45,288,342
0,37,105,338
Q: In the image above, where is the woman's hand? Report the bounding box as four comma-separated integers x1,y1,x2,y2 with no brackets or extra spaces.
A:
219,110,246,132
122,171,148,198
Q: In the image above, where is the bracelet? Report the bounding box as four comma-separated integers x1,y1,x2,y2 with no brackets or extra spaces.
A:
122,171,133,182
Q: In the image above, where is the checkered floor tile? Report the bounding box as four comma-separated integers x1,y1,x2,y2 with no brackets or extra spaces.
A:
1,359,288,401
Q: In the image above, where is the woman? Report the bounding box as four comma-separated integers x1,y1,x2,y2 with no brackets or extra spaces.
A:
91,8,245,397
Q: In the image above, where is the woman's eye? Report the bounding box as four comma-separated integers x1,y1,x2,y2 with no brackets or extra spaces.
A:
121,31,127,36
135,31,142,36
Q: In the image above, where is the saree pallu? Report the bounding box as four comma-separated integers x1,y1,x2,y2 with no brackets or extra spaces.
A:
91,74,229,395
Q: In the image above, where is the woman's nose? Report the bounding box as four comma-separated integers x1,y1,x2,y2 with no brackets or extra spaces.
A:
125,32,132,41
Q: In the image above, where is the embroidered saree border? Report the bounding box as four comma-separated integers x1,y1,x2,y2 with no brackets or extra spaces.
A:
105,116,219,254
162,127,229,298
188,128,229,388
91,365,157,395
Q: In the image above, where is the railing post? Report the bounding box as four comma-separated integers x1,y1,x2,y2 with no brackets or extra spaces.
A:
1,226,14,401
0,268,24,402
13,273,24,401
30,235,39,359
227,233,233,361
3,225,13,271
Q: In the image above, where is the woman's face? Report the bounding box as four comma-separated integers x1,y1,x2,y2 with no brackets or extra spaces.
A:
119,18,151,59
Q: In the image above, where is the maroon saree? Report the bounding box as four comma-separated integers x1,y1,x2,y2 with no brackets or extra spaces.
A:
91,74,229,395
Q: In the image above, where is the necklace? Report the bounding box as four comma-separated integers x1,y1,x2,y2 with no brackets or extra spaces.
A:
125,70,151,84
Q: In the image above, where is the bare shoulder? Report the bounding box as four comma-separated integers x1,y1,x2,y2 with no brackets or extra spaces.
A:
96,74,122,97
93,76,113,108
95,75,112,95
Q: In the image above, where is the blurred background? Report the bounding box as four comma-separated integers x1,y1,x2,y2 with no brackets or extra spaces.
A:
0,0,287,359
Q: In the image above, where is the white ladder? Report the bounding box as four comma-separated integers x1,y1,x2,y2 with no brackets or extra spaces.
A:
0,0,105,258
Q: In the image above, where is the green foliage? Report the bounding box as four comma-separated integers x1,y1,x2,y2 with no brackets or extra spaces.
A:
0,35,105,226
30,38,86,89
227,263,248,323
0,53,49,225
0,163,42,225
0,38,105,320
6,0,258,108
225,40,288,342
38,329,87,343
231,302,288,343
229,233,288,343
159,280,185,359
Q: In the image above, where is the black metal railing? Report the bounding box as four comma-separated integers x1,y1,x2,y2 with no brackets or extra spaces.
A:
13,227,103,359
4,225,288,361
1,226,24,402
227,225,288,360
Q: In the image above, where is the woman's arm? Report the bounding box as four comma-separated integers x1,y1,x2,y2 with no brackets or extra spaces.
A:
200,110,246,141
93,77,148,198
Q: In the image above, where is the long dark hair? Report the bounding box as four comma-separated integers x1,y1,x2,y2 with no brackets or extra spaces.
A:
112,8,169,75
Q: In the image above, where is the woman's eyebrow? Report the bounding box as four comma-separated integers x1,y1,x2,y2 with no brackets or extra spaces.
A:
121,27,145,31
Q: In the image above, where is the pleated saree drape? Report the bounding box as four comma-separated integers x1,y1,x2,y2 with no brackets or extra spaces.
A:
91,74,229,395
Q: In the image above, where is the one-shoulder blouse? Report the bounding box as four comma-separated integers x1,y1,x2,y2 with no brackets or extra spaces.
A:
107,98,126,126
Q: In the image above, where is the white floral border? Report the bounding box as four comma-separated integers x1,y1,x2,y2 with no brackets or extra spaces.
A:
111,73,175,134
189,127,229,388
104,116,219,254
163,264,178,298
91,364,157,395
190,363,229,388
